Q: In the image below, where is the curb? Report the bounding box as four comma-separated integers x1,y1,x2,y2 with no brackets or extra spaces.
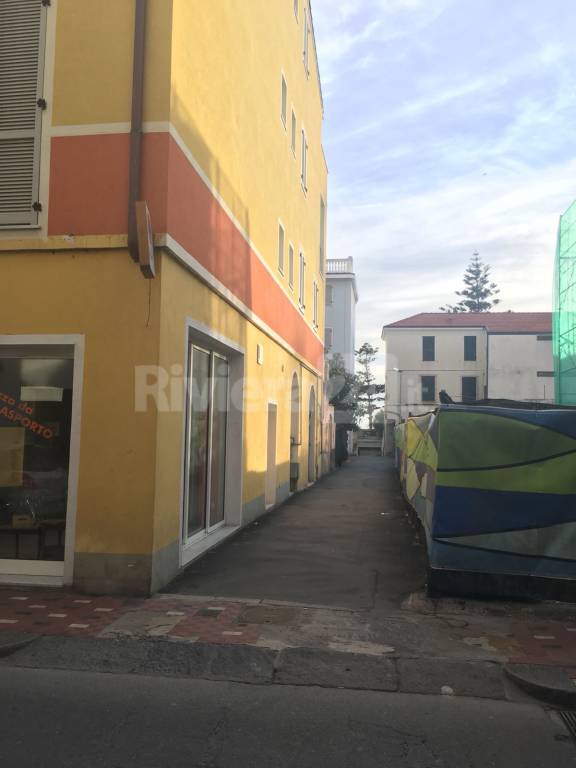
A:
0,633,39,659
505,664,576,708
0,633,510,700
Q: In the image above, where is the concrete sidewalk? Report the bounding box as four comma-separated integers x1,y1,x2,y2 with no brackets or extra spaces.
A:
165,456,427,611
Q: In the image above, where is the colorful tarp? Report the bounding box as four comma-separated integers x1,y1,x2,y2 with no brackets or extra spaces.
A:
395,405,576,583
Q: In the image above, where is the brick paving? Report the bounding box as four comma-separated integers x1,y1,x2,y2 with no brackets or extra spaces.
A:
0,589,264,645
2,586,576,666
508,619,576,668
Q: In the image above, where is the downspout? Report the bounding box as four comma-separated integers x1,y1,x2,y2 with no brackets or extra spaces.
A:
128,0,147,261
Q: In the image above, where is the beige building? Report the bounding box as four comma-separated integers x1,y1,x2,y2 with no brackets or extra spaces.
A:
382,312,553,423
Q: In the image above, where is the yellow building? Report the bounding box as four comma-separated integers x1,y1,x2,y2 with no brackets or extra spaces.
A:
0,0,328,593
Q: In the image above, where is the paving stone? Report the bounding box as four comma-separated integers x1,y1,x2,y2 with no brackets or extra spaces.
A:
7,635,214,678
100,610,183,638
275,647,398,691
398,658,506,700
208,644,276,684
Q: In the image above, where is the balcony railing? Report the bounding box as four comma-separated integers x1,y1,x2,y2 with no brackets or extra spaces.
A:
327,257,354,274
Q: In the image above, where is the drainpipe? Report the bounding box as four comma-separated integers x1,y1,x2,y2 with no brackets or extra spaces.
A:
128,0,147,261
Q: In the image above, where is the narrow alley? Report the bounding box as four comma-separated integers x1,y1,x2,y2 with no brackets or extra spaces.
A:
165,456,427,611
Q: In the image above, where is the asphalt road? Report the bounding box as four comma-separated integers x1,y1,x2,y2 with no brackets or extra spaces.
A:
166,456,426,610
1,667,574,767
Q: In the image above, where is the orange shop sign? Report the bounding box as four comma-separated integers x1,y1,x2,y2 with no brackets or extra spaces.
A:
0,392,54,440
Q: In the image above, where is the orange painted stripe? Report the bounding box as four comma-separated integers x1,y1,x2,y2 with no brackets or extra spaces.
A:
48,133,323,370
49,133,169,235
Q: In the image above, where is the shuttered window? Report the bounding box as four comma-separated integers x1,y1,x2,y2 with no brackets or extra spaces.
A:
0,0,47,227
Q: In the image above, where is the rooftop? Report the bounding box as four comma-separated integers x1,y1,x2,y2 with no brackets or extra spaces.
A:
383,312,552,334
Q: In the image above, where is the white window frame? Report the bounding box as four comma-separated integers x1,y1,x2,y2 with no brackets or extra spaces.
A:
301,128,308,193
280,73,287,129
313,281,319,327
288,242,295,289
179,319,245,568
303,6,310,74
319,197,326,276
299,250,306,309
278,221,285,275
0,334,85,587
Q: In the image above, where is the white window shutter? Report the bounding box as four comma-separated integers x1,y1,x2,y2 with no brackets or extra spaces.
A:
0,0,48,227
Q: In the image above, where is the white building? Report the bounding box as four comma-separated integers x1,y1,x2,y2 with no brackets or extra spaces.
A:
381,312,553,423
325,257,358,373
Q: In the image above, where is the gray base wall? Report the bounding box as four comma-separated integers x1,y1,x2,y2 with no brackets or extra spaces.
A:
74,539,180,596
73,483,293,595
242,482,291,525
73,552,153,596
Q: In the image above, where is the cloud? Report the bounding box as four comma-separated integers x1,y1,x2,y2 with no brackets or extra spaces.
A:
330,157,576,373
311,0,453,85
311,0,576,381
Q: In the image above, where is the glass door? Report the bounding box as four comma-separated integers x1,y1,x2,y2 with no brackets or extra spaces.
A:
184,346,229,542
0,346,74,569
208,355,229,529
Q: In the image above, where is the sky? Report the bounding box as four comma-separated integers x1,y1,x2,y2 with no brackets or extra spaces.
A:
311,0,576,376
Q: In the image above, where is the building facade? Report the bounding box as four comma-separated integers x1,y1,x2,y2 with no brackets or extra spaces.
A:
0,0,327,593
325,257,358,373
382,313,553,423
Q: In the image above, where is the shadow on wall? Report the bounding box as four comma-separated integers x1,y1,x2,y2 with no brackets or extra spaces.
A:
244,462,292,524
165,89,254,317
162,88,317,508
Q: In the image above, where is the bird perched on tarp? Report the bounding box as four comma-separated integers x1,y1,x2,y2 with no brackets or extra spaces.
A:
439,390,454,404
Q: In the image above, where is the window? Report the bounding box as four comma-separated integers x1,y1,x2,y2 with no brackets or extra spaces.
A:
313,281,319,327
422,336,435,362
537,371,554,378
319,198,326,275
464,336,477,361
303,6,310,73
277,222,285,274
0,345,74,563
299,250,306,307
301,129,308,191
461,376,477,402
184,347,229,538
288,243,294,288
0,1,48,226
326,284,334,305
294,0,298,19
421,376,436,403
291,110,297,155
325,327,333,349
280,75,287,127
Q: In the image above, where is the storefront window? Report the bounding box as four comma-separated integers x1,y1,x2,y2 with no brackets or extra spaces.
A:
0,347,74,561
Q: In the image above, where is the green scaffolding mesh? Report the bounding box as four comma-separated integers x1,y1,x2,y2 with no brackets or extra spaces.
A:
554,199,576,405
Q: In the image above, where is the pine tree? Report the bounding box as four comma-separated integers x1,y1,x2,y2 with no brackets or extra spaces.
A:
440,252,501,313
355,343,385,430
